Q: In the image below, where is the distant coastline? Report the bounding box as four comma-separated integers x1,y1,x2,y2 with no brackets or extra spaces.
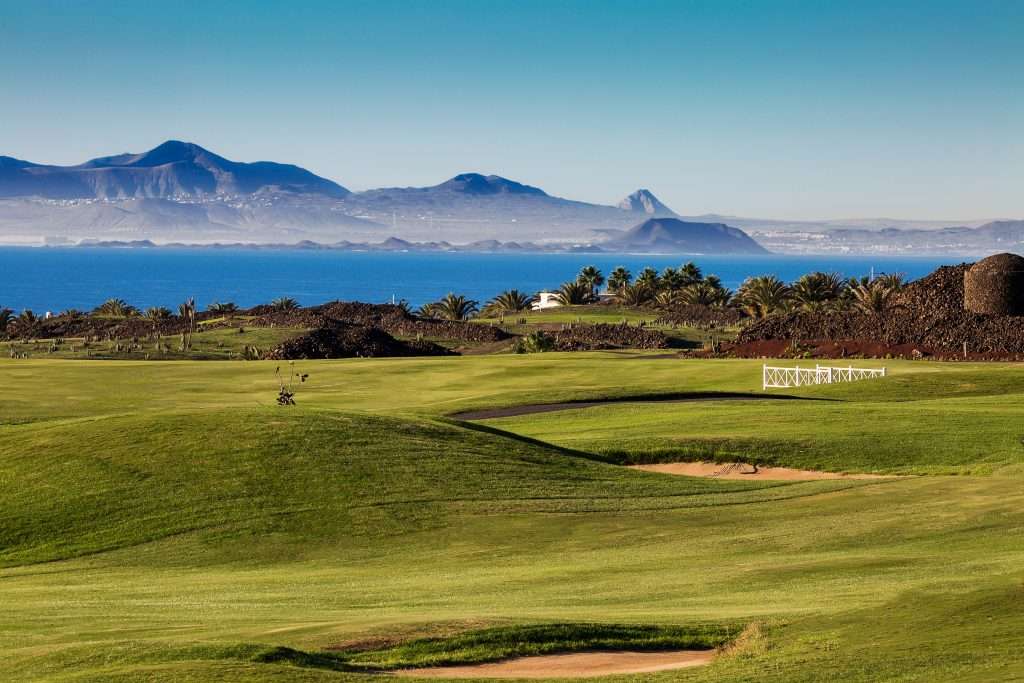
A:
62,237,717,256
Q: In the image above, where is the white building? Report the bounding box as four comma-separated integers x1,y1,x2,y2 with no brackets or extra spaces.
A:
531,291,562,311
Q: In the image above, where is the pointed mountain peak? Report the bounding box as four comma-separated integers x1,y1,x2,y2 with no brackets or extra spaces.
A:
81,140,223,169
617,189,676,216
436,173,547,196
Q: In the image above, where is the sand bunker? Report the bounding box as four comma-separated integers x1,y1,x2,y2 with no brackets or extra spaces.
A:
631,462,891,480
393,650,715,678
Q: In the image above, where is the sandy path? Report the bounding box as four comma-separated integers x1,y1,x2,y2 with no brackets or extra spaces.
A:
631,462,892,480
393,650,715,678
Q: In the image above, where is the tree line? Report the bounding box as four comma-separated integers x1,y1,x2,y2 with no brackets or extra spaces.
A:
0,263,907,334
415,263,905,321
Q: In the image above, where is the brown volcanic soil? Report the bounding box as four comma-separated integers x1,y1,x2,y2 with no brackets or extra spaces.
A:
393,650,716,678
732,263,1024,359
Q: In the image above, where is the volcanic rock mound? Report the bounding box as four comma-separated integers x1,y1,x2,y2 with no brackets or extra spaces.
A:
734,260,1024,358
264,322,454,360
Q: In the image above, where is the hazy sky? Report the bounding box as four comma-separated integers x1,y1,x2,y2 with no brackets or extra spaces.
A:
1,0,1021,220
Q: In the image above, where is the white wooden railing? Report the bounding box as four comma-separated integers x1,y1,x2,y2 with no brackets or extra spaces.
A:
763,364,886,389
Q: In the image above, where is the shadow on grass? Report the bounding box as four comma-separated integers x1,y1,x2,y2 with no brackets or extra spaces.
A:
448,391,834,421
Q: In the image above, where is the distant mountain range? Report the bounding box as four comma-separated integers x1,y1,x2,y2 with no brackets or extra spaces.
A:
0,140,1018,255
0,140,349,200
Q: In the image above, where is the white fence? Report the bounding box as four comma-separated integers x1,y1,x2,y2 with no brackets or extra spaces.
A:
763,364,886,389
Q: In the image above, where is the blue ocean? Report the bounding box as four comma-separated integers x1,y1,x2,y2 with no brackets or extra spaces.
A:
0,247,960,313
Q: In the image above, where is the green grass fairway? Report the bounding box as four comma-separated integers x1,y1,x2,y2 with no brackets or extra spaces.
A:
2,354,1024,681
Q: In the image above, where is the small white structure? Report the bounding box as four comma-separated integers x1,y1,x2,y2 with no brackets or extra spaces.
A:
763,364,886,390
532,291,562,311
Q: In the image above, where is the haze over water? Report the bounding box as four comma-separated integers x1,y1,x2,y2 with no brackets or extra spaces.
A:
0,248,956,313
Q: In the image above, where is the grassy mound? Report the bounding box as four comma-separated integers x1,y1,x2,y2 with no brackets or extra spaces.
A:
1,408,857,567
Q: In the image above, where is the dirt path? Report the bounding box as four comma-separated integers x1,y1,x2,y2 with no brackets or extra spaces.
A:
632,462,894,480
393,650,716,678
451,393,808,421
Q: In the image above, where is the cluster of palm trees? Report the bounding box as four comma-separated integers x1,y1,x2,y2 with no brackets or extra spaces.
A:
87,297,248,320
735,272,904,318
418,293,483,321
0,308,38,338
601,263,731,308
1,266,909,339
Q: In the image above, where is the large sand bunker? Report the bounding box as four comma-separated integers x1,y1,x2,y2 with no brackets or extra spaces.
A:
394,649,715,678
632,462,891,480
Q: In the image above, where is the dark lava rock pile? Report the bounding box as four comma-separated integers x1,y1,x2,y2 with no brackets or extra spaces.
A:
655,304,744,330
6,313,189,341
248,301,511,344
548,323,670,351
264,322,453,360
734,262,1024,358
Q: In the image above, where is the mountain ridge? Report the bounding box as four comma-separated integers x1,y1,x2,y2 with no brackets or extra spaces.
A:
1,140,1017,254
0,140,349,200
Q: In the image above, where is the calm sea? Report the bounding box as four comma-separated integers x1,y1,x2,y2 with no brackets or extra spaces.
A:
0,247,960,313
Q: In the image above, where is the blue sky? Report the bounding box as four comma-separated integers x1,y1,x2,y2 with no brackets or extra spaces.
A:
1,0,1020,220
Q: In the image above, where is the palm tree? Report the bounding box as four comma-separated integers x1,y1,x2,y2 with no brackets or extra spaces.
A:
607,267,632,294
736,275,791,318
432,293,479,321
873,272,905,292
576,266,605,297
178,298,197,351
654,289,678,307
94,298,138,318
417,302,441,319
679,261,703,286
271,297,300,312
636,267,661,291
851,282,890,314
12,309,41,337
554,280,595,306
144,306,172,321
616,281,655,307
678,281,732,307
482,289,535,316
791,272,846,311
207,301,239,315
851,274,904,314
0,308,13,334
659,267,686,292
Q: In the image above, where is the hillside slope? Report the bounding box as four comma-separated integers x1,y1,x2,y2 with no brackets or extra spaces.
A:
607,217,769,254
